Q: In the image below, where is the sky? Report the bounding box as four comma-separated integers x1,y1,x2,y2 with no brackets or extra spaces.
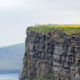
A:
0,0,80,47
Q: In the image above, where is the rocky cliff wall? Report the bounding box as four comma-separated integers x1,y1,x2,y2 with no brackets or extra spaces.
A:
21,29,80,80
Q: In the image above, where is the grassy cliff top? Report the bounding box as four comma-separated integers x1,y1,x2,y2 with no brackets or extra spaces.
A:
28,24,80,34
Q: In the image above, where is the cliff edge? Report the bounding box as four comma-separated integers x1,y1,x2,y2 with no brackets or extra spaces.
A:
21,25,80,80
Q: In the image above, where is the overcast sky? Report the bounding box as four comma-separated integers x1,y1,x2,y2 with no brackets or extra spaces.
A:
0,0,80,47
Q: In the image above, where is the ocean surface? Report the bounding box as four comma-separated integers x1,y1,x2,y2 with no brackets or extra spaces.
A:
0,74,19,80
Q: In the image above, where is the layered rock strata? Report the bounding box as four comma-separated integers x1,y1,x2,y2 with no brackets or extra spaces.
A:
21,29,80,80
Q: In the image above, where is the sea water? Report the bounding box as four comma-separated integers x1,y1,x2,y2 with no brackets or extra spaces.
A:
0,74,19,80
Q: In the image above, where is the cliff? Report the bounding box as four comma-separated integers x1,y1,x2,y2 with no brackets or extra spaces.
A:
21,25,80,80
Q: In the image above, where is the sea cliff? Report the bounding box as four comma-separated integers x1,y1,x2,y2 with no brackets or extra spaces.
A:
21,25,80,80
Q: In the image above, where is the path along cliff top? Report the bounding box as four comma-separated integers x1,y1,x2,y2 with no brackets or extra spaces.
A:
28,24,80,34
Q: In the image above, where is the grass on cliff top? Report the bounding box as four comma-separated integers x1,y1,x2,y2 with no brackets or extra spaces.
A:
28,24,80,34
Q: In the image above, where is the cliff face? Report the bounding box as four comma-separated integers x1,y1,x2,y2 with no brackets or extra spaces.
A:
21,29,80,80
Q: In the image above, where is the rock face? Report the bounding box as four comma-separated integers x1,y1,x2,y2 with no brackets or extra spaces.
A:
21,29,80,80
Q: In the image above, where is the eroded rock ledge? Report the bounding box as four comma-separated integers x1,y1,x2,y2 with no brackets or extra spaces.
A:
21,29,80,80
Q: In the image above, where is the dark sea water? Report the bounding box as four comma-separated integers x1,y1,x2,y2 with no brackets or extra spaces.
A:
0,74,19,80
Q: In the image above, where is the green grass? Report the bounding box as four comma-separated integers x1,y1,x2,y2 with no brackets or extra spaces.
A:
24,76,55,80
28,25,80,34
24,75,55,80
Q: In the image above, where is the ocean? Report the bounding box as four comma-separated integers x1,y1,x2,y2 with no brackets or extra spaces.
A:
0,74,19,80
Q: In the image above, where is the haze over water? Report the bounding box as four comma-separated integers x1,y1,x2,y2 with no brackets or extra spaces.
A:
0,74,19,80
